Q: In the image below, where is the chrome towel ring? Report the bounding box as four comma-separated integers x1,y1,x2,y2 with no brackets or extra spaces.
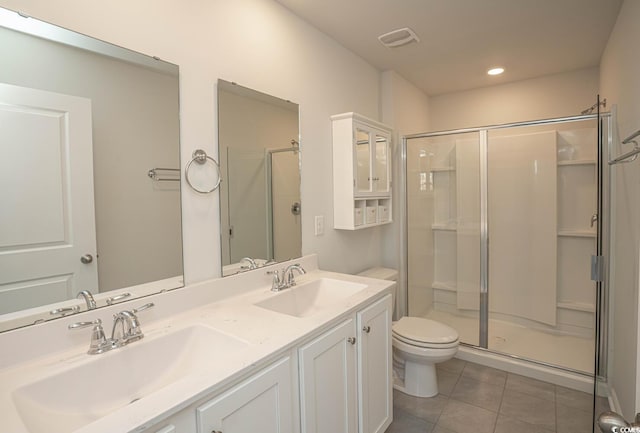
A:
185,149,221,194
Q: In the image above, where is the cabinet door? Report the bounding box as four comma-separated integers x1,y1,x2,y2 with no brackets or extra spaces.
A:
355,127,372,194
196,357,294,433
373,132,391,194
357,295,392,433
299,319,357,433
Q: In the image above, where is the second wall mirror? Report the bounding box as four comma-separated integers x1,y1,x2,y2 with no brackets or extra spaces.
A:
217,80,301,276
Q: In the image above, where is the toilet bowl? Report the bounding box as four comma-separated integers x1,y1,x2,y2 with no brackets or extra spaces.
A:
392,316,459,397
357,267,460,398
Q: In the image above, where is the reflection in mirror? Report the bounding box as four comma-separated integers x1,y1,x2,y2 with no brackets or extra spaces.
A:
217,80,301,276
0,7,183,331
356,129,371,193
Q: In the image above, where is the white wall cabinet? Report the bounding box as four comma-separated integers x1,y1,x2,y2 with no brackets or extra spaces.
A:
197,356,295,433
298,294,392,433
332,112,393,230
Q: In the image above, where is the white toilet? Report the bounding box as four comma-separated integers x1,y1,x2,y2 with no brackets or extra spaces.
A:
358,267,459,398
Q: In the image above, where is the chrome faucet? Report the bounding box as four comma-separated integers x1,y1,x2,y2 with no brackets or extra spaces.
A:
77,290,97,310
283,263,306,287
268,264,306,291
240,257,258,270
111,303,154,346
69,303,154,355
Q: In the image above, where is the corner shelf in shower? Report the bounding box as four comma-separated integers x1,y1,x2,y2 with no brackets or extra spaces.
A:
557,159,596,166
556,301,595,313
431,223,457,231
432,281,457,292
557,230,596,238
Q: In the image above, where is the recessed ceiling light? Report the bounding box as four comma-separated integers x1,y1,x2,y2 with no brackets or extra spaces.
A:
487,67,505,76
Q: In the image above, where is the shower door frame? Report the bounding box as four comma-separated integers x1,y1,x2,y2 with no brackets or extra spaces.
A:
400,113,611,378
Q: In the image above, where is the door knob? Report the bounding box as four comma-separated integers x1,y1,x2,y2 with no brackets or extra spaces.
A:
80,254,93,264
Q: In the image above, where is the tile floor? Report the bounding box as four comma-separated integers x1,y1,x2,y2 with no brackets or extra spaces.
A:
386,358,609,433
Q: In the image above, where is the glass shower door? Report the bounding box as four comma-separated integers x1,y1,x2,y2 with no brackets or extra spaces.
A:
405,132,481,346
486,121,598,374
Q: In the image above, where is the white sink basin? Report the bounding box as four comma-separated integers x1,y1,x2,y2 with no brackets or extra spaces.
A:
255,277,367,318
12,324,248,433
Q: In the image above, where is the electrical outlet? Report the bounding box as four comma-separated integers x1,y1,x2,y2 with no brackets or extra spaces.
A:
314,215,324,236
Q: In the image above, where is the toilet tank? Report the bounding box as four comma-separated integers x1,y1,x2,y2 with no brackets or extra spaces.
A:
358,267,398,318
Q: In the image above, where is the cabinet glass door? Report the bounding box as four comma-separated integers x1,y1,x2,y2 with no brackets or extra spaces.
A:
355,128,372,193
374,134,389,192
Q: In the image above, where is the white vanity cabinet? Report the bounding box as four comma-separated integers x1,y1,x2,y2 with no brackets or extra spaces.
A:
357,295,393,433
196,356,295,433
299,318,358,433
298,295,392,433
332,112,393,230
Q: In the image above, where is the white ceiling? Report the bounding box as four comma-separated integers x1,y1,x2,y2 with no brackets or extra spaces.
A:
275,0,623,96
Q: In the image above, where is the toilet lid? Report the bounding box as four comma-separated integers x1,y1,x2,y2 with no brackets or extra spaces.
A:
392,317,459,345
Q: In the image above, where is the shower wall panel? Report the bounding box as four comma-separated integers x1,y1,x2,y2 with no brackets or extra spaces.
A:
488,131,558,326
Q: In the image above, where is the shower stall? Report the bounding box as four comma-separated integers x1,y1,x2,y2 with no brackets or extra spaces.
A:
401,113,611,393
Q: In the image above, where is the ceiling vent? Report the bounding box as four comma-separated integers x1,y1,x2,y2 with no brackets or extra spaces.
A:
378,27,420,48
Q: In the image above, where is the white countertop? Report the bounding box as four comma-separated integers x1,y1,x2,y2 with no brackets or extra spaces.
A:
0,255,393,433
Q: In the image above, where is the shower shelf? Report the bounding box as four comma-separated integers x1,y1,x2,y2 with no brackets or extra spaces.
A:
432,281,457,292
431,224,457,231
556,301,595,313
430,166,455,172
557,230,596,238
557,159,596,166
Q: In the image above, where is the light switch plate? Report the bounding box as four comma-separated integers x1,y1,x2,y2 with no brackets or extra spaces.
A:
314,215,324,236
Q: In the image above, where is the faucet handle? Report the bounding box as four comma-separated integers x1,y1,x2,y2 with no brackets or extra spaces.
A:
68,318,102,330
106,292,131,305
132,302,154,314
68,318,114,355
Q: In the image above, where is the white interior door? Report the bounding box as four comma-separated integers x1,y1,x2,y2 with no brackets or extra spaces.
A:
0,83,97,314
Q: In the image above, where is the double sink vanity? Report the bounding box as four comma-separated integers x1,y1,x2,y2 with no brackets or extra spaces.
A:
0,255,394,433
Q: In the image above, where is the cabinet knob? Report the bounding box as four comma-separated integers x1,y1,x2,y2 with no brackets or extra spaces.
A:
347,337,356,345
362,326,371,333
211,430,222,433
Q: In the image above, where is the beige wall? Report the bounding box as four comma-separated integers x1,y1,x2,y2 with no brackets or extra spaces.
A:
599,0,640,420
380,71,430,316
0,0,386,279
429,67,600,131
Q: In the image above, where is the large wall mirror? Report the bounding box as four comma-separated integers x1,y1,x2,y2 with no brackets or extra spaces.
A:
0,8,183,331
217,80,301,276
